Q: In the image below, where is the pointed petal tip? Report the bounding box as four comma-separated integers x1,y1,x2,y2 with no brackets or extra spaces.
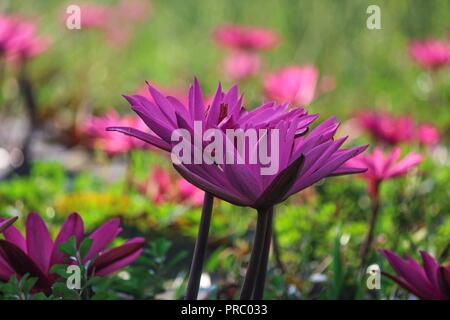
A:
0,216,18,233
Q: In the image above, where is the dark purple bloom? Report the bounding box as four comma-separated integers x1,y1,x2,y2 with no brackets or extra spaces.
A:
381,249,450,300
0,212,144,295
108,80,367,209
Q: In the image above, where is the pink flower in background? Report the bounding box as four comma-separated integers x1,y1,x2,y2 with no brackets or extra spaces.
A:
65,1,151,47
83,110,148,155
214,24,279,51
78,4,112,29
117,0,152,23
356,110,415,145
139,166,204,207
264,65,318,106
345,147,422,196
0,14,49,61
146,166,172,204
0,213,144,295
417,123,440,146
223,51,261,81
409,39,450,69
177,178,204,206
380,249,450,300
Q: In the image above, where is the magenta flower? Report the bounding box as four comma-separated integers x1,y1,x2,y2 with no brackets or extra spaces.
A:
381,249,450,300
223,51,261,81
0,14,49,61
417,123,440,146
135,82,189,106
214,24,279,51
0,213,144,295
109,79,367,209
356,110,415,145
83,110,148,155
346,147,422,269
0,217,17,233
345,147,422,196
264,65,318,106
108,79,367,299
109,79,315,152
409,39,450,70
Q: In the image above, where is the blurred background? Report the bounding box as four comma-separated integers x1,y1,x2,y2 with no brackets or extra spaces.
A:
0,0,449,299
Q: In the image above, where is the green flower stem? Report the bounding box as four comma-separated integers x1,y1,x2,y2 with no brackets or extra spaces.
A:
185,192,214,300
240,206,272,300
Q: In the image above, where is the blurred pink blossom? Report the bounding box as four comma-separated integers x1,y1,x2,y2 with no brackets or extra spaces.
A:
356,110,415,145
78,4,112,29
82,110,147,155
65,0,151,47
409,39,450,69
223,51,261,81
139,166,204,207
177,178,204,207
357,110,441,146
345,147,422,196
117,0,152,23
263,65,318,105
417,123,440,146
0,14,49,61
214,24,279,51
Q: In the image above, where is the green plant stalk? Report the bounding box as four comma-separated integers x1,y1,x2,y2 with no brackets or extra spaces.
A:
240,207,272,300
252,207,274,300
185,192,214,300
360,183,381,271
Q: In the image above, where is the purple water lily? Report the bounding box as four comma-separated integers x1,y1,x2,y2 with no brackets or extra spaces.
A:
107,79,367,300
381,249,450,300
0,212,144,295
108,79,367,209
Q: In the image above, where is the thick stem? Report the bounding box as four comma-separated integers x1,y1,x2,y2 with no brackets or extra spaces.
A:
185,192,214,300
252,207,273,300
360,184,381,271
15,67,36,175
240,207,271,300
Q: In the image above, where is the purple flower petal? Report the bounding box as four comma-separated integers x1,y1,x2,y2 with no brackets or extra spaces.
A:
106,126,171,151
0,240,52,294
26,212,53,273
380,249,443,299
50,212,84,265
91,237,145,276
85,218,121,262
0,216,18,233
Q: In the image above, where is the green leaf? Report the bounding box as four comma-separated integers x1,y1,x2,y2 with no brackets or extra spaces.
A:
59,236,77,256
52,282,80,300
79,238,93,259
50,264,70,279
22,276,38,294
